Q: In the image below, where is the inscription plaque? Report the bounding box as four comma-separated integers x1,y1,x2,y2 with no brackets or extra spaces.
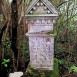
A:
28,35,54,70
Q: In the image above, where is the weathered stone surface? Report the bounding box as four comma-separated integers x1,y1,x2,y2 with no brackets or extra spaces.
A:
26,19,53,33
26,33,54,70
26,0,58,15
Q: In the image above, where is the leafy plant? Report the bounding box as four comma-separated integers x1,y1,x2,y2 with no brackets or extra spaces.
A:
59,59,70,70
69,65,77,73
55,44,68,59
2,59,10,67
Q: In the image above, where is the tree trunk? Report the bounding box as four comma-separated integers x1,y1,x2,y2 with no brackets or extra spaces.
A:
11,0,18,71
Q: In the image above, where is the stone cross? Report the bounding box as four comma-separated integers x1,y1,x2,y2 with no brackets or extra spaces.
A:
25,0,58,70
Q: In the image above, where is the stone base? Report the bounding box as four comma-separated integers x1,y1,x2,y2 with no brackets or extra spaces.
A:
29,62,53,70
26,58,59,77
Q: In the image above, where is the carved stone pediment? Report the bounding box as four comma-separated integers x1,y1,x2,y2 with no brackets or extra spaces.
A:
26,0,58,15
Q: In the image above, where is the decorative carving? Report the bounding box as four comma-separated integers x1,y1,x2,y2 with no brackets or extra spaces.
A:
47,20,51,24
30,11,33,14
44,6,47,10
42,20,45,23
37,3,40,6
47,10,50,14
40,3,43,6
36,20,40,23
33,7,36,10
26,0,58,15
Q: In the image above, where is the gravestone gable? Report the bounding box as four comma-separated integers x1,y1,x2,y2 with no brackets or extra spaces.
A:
25,0,58,70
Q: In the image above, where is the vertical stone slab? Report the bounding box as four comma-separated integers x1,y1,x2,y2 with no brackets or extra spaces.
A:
26,34,54,70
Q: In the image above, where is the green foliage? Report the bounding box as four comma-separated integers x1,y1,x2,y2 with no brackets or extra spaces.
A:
59,59,77,74
53,29,57,36
46,29,57,36
25,0,31,5
55,44,68,59
3,38,11,56
69,65,77,73
68,24,77,32
59,59,70,70
33,13,45,15
54,12,77,77
50,58,59,77
2,59,10,67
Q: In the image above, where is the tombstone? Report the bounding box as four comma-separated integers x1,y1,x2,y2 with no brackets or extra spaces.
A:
25,0,58,70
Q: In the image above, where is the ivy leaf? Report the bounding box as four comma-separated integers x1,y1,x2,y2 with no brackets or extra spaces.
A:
4,59,10,63
4,64,8,67
2,62,6,64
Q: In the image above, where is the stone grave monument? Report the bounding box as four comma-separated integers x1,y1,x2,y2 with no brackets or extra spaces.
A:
25,0,58,70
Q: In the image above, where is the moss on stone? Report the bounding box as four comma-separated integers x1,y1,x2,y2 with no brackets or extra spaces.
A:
33,13,45,15
50,58,59,77
26,58,59,77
